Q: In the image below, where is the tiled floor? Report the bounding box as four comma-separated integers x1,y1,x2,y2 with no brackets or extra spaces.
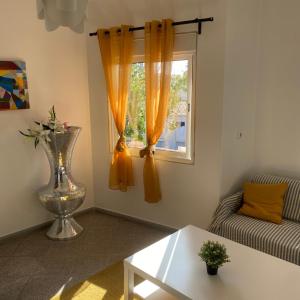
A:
0,210,171,300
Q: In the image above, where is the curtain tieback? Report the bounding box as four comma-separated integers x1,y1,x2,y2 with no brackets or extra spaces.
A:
139,145,155,158
116,134,126,152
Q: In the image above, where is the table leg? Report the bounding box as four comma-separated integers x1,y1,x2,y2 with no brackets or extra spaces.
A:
124,264,134,300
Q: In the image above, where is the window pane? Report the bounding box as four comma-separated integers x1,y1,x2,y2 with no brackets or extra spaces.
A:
125,62,146,148
157,60,188,152
125,59,189,153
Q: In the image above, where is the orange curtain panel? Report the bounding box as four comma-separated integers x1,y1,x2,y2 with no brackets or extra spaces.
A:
140,19,174,202
97,26,134,191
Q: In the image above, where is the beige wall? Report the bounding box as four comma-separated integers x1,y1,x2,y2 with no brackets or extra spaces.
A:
220,0,261,197
0,1,94,237
87,0,226,229
255,0,300,178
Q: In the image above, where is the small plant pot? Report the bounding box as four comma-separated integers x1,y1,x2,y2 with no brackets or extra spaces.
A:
206,264,218,275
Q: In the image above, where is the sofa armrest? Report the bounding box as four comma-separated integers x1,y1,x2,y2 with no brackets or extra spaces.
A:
208,191,243,234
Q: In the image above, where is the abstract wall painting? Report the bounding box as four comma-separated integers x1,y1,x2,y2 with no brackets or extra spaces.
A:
0,61,29,110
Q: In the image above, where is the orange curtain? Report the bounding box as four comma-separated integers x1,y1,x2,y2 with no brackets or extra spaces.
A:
140,19,174,202
97,25,134,191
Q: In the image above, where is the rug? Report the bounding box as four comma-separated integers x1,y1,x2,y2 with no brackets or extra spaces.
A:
51,262,143,300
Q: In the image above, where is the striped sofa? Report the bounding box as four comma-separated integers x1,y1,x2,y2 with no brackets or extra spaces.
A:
209,174,300,265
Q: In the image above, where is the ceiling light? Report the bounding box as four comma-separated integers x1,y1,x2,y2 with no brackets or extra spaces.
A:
36,0,88,33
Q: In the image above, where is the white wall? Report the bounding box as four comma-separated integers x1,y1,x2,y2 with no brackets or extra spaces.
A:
221,0,300,195
220,0,261,197
0,1,94,237
87,0,227,229
255,0,300,179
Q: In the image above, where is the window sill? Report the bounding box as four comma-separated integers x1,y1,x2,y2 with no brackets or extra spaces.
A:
127,147,194,165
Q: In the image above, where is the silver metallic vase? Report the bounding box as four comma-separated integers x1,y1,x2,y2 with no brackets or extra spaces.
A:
38,126,86,240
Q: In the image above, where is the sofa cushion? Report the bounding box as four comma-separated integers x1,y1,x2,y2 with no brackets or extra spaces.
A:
239,182,288,224
218,213,300,265
251,174,300,222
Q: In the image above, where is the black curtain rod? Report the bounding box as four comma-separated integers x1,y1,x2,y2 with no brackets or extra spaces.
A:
89,17,214,37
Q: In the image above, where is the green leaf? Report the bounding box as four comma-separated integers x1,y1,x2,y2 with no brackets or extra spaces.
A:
198,240,230,267
49,105,56,122
34,138,39,148
19,130,35,138
34,121,50,130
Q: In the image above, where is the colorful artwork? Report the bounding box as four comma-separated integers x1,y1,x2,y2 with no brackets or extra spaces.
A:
0,61,29,110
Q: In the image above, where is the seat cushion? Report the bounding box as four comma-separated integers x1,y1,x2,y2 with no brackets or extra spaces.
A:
218,213,300,265
251,174,300,222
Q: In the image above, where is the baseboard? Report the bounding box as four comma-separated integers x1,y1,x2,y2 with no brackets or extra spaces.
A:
0,206,177,242
0,207,95,242
95,207,177,233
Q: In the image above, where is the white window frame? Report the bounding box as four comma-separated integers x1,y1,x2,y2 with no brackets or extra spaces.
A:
108,51,196,164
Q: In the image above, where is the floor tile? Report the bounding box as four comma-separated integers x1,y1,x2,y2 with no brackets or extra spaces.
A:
19,274,74,300
0,238,21,257
0,257,45,279
0,256,10,268
0,275,29,300
13,239,53,257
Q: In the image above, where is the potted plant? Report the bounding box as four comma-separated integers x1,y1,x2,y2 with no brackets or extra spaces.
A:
19,106,69,146
198,240,230,275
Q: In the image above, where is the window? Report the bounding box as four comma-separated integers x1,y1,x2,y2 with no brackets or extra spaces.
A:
109,52,195,164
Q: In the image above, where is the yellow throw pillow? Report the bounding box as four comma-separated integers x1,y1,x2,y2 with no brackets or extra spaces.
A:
238,182,288,224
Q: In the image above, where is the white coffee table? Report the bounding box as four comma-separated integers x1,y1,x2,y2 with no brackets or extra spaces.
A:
124,225,300,300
